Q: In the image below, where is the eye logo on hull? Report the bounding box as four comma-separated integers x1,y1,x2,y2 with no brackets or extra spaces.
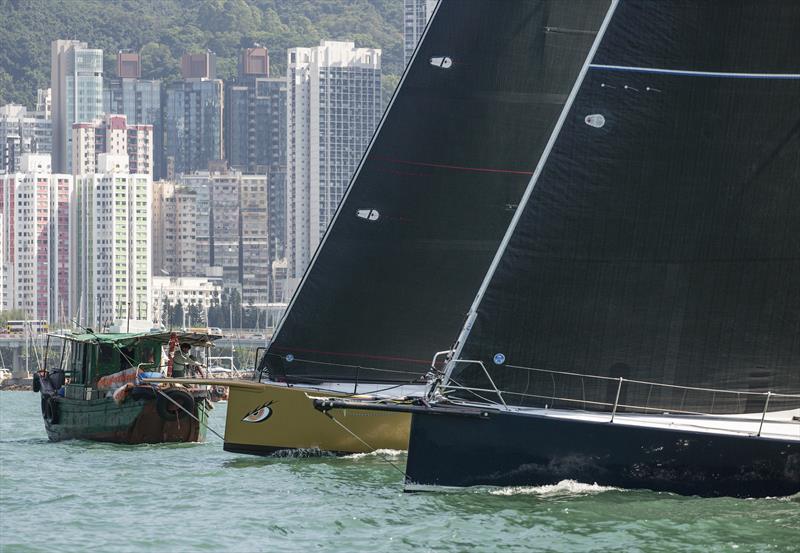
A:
242,401,275,423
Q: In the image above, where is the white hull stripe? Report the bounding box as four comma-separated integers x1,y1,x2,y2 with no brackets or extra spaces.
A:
590,64,800,79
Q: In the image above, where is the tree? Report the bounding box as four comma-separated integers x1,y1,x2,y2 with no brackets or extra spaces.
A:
0,0,404,106
171,300,184,328
161,296,171,327
0,309,27,326
187,302,204,327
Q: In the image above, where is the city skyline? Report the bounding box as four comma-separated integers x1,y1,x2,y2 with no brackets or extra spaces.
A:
0,4,436,327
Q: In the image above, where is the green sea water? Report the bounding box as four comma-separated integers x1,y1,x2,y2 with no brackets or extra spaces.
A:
1,391,798,553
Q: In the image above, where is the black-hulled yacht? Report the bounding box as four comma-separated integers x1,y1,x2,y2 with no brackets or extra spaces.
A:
318,0,800,497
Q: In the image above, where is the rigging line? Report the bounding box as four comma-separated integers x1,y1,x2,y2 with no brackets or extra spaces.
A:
321,411,408,480
268,345,439,366
589,64,800,79
264,352,430,376
504,363,800,398
337,382,420,399
152,387,224,441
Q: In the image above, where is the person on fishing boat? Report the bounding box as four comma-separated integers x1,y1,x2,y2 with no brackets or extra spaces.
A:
172,343,205,378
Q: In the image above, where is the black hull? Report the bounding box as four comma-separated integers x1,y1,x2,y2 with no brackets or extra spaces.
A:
405,406,800,498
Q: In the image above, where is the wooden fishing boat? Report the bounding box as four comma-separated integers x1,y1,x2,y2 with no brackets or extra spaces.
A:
34,331,221,444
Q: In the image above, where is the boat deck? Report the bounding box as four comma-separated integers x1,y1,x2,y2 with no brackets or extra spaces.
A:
447,400,800,441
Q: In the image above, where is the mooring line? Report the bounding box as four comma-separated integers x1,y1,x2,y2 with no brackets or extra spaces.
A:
322,412,408,480
153,387,225,441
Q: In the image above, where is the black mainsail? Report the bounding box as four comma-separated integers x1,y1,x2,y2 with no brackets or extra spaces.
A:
263,0,614,384
446,0,800,414
381,0,800,497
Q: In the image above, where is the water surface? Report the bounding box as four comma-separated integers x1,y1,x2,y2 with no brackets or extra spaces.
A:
1,391,797,552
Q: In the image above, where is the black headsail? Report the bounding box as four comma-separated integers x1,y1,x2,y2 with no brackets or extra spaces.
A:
446,0,800,413
263,0,614,384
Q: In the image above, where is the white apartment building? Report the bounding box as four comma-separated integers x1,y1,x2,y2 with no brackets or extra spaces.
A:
0,154,72,322
152,275,223,324
286,40,382,290
404,0,437,65
71,154,152,328
72,114,153,176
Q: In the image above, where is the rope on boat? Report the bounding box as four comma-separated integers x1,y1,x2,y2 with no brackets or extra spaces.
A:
153,387,225,441
320,411,408,480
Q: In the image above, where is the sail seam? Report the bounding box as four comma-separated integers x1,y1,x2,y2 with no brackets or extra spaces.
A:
265,0,445,351
590,64,800,79
442,0,621,385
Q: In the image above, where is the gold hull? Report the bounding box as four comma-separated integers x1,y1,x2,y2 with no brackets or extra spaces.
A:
222,382,411,455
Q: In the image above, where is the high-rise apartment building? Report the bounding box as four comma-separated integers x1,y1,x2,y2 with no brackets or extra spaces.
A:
176,172,212,267
403,0,437,65
0,104,52,173
172,169,268,304
239,174,269,306
285,40,382,286
51,40,103,174
165,52,224,176
152,180,198,278
36,88,51,121
72,114,153,176
208,170,241,286
226,47,286,174
225,48,287,301
0,154,72,322
104,52,164,179
71,154,152,328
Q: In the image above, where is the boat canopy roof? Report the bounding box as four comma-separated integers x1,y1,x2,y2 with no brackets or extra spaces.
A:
48,331,222,348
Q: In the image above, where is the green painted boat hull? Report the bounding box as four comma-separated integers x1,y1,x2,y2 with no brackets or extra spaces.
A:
42,392,209,444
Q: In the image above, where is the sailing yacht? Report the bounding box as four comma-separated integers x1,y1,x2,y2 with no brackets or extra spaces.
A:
318,0,800,496
216,0,622,456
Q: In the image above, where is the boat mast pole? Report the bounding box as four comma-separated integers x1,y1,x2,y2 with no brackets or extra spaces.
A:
441,0,621,387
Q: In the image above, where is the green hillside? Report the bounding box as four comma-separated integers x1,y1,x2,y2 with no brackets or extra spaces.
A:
0,0,403,107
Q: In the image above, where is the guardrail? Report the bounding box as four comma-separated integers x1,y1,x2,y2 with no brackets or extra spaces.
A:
441,360,800,437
